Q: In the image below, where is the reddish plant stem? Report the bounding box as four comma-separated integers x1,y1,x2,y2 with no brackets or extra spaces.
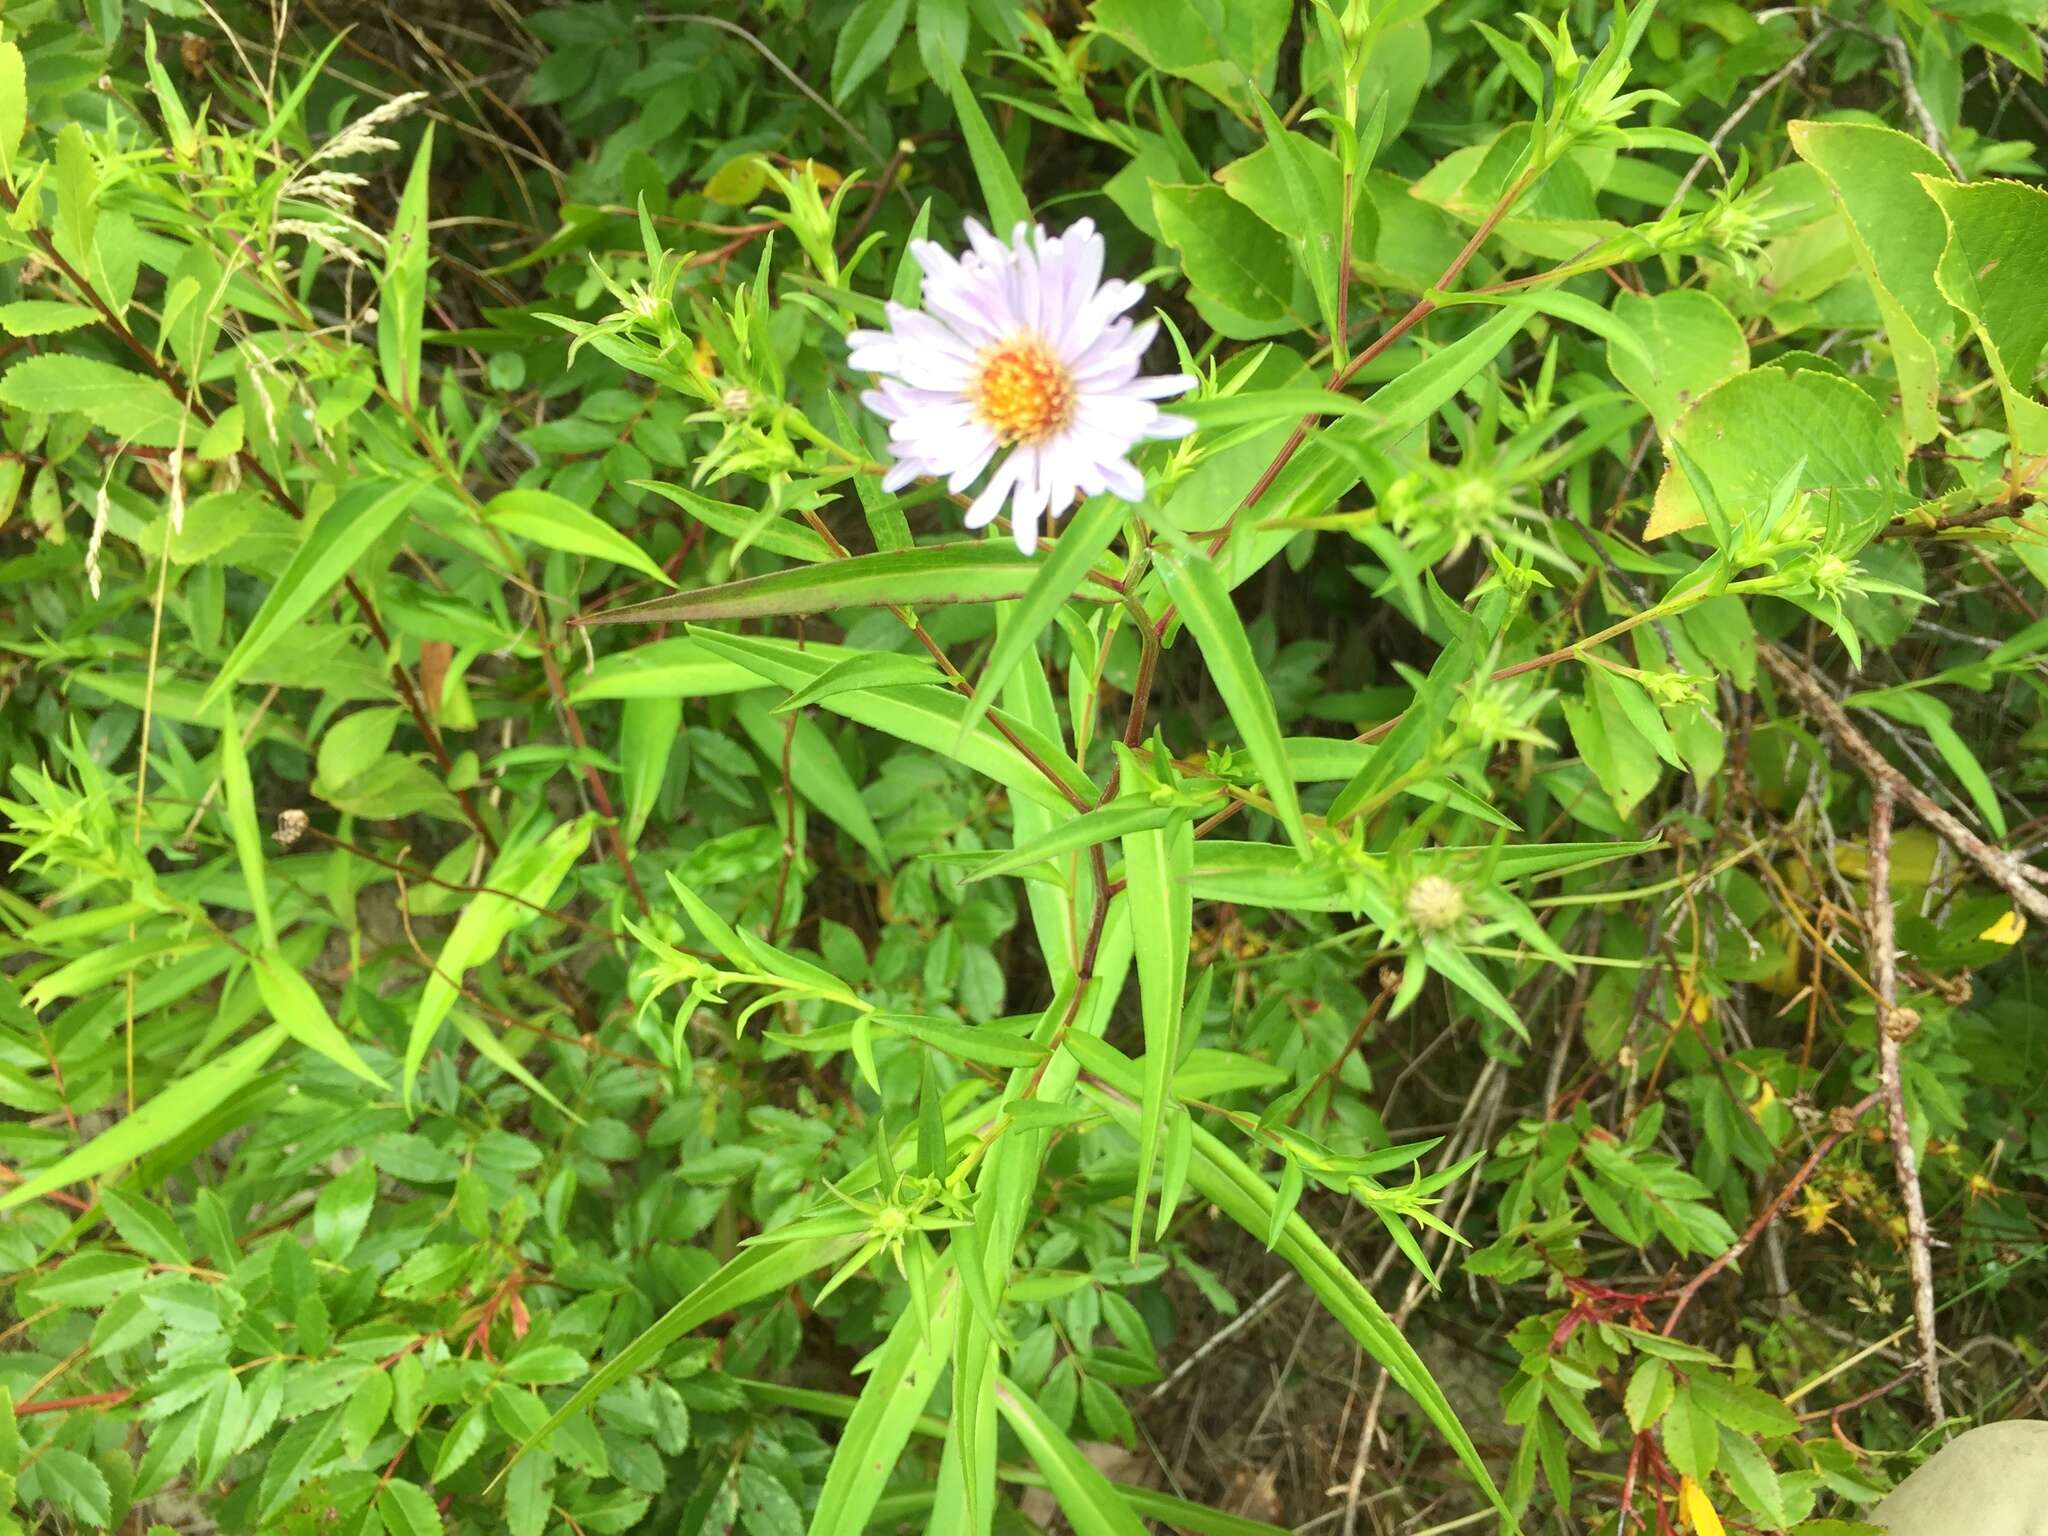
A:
15,1387,134,1416
1661,1089,1880,1335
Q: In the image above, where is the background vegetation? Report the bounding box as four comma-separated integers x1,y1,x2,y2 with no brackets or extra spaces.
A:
2,0,2046,1533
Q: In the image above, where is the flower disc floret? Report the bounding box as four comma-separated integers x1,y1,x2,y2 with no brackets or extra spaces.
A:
847,218,1195,554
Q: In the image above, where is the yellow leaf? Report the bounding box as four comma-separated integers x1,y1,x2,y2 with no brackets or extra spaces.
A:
1678,1474,1726,1536
1979,909,2026,945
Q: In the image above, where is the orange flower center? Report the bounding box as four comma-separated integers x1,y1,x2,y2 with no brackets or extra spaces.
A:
971,335,1075,445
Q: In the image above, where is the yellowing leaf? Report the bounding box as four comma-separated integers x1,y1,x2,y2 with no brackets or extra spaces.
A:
1980,909,2027,945
1678,1474,1726,1536
704,153,768,205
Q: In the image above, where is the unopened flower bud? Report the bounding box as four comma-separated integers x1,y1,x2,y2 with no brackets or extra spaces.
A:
1404,874,1466,935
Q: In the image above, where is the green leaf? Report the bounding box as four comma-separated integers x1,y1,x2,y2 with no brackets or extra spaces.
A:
1216,128,1375,255
1264,1154,1304,1250
258,1409,344,1520
832,0,910,102
450,1008,580,1121
378,125,435,408
1605,289,1749,434
502,1344,589,1386
1647,368,1905,541
96,1186,190,1266
1919,174,2048,455
404,818,591,1106
0,299,99,336
633,480,835,564
579,545,1100,627
705,153,769,205
946,71,1029,235
1685,1373,1798,1438
215,696,276,950
565,635,770,703
1077,1067,1506,1521
491,1231,861,1490
1156,546,1310,854
1660,1386,1719,1481
965,798,1175,885
915,0,968,85
688,628,1097,812
199,476,430,710
0,39,24,181
343,1368,393,1462
1088,0,1288,117
993,1377,1150,1536
1851,688,2004,837
25,1448,111,1528
871,1012,1046,1068
959,496,1126,747
1717,1426,1790,1528
0,355,190,447
1246,94,1339,340
0,1025,289,1213
775,651,948,713
432,1406,488,1482
1355,302,1530,447
1789,121,1955,442
1153,183,1303,338
251,949,385,1087
315,1158,377,1260
1562,671,1662,819
485,488,673,587
618,693,680,847
1625,1358,1673,1433
1120,808,1192,1252
378,1477,446,1536
738,1463,805,1536
806,1282,954,1536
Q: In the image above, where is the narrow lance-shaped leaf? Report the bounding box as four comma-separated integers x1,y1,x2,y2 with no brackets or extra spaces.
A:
378,124,434,408
0,1025,290,1214
993,1376,1150,1536
965,798,1178,886
1119,796,1192,1254
947,71,1029,235
251,949,386,1087
484,488,674,587
806,1274,956,1536
215,696,275,950
199,476,430,711
577,544,1110,627
687,627,1098,812
404,818,592,1106
1156,544,1311,854
1072,1045,1508,1523
957,495,1128,749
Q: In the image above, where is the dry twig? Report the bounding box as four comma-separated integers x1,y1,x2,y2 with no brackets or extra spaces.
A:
1867,783,1945,1422
1757,642,2048,923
